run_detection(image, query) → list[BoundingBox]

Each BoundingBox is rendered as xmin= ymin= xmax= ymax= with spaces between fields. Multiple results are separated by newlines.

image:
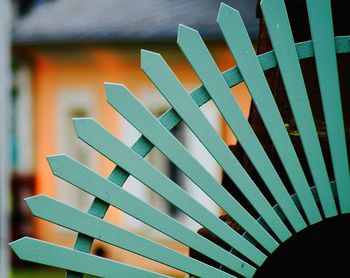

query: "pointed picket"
xmin=306 ymin=0 xmax=350 ymax=213
xmin=141 ymin=48 xmax=290 ymax=244
xmin=261 ymin=0 xmax=336 ymax=219
xmin=217 ymin=4 xmax=313 ymax=230
xmin=106 ymin=83 xmax=278 ymax=252
xmin=216 ymin=1 xmax=323 ymax=225
xmin=9 ymin=2 xmax=350 ymax=277
xmin=10 ymin=237 xmax=167 ymax=278
xmin=178 ymin=12 xmax=305 ymax=236
xmin=73 ymin=118 xmax=265 ymax=266
xmin=26 ymin=195 xmax=234 ymax=278
xmin=47 ymin=155 xmax=256 ymax=276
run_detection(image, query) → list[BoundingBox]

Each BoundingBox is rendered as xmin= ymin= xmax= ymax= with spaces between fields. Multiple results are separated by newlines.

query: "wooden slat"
xmin=217 ymin=4 xmax=306 ymax=231
xmin=179 ymin=11 xmax=303 ymax=236
xmin=10 ymin=237 xmax=167 ymax=278
xmin=306 ymin=0 xmax=350 ymax=213
xmin=217 ymin=0 xmax=323 ymax=225
xmin=176 ymin=26 xmax=294 ymax=240
xmin=106 ymin=83 xmax=278 ymax=252
xmin=48 ymin=155 xmax=257 ymax=276
xmin=73 ymin=119 xmax=265 ymax=267
xmin=141 ymin=48 xmax=289 ymax=243
xmin=26 ymin=195 xmax=234 ymax=278
xmin=260 ymin=0 xmax=333 ymax=220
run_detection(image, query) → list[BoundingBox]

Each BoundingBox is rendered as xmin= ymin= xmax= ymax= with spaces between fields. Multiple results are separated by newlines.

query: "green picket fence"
xmin=10 ymin=0 xmax=350 ymax=277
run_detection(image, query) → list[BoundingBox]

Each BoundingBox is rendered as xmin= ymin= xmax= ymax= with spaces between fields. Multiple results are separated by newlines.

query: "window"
xmin=56 ymin=90 xmax=96 ymax=215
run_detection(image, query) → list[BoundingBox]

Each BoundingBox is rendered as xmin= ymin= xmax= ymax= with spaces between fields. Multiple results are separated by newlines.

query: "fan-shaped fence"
xmin=10 ymin=0 xmax=350 ymax=277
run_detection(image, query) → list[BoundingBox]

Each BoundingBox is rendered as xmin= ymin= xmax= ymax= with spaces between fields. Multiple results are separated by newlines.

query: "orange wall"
xmin=27 ymin=42 xmax=251 ymax=275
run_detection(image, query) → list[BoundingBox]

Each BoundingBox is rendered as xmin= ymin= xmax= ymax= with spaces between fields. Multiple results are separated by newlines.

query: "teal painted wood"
xmin=261 ymin=0 xmax=334 ymax=221
xmin=176 ymin=25 xmax=292 ymax=241
xmin=12 ymin=35 xmax=349 ymax=278
xmin=221 ymin=0 xmax=324 ymax=225
xmin=69 ymin=36 xmax=350 ymax=277
xmin=10 ymin=238 xmax=167 ymax=278
xmin=177 ymin=17 xmax=300 ymax=240
xmin=26 ymin=195 xmax=234 ymax=278
xmin=306 ymin=0 xmax=350 ymax=214
xmin=73 ymin=118 xmax=265 ymax=267
xmin=141 ymin=49 xmax=285 ymax=250
xmin=106 ymin=83 xmax=278 ymax=252
xmin=217 ymin=4 xmax=307 ymax=233
xmin=48 ymin=154 xmax=256 ymax=276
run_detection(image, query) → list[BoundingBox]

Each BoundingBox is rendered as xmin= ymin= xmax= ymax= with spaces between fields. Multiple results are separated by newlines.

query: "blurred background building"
xmin=8 ymin=0 xmax=258 ymax=276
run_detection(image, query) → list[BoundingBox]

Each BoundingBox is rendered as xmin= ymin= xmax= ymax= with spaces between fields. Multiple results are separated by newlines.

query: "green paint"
xmin=217 ymin=3 xmax=306 ymax=233
xmin=48 ymin=154 xmax=256 ymax=276
xmin=8 ymin=1 xmax=350 ymax=277
xmin=306 ymin=0 xmax=350 ymax=214
xmin=70 ymin=35 xmax=350 ymax=277
xmin=10 ymin=238 xmax=167 ymax=278
xmin=262 ymin=0 xmax=337 ymax=220
xmin=26 ymin=195 xmax=234 ymax=278
xmin=106 ymin=80 xmax=278 ymax=253
xmin=72 ymin=118 xmax=264 ymax=268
